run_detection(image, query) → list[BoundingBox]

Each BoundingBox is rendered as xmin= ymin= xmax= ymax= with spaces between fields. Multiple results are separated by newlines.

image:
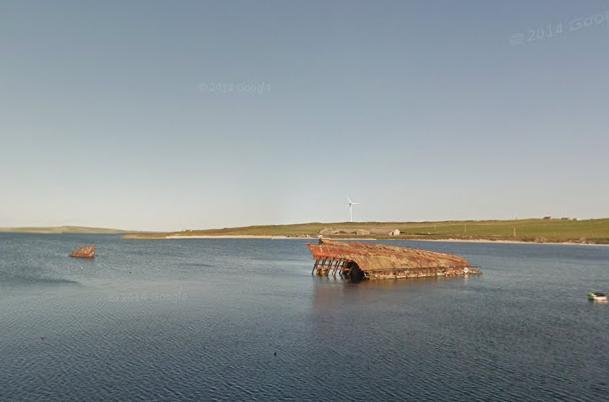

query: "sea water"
xmin=1 ymin=234 xmax=608 ymax=400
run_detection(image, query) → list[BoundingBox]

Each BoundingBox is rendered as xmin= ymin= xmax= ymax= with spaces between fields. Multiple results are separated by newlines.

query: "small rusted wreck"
xmin=70 ymin=245 xmax=96 ymax=259
xmin=308 ymin=239 xmax=479 ymax=281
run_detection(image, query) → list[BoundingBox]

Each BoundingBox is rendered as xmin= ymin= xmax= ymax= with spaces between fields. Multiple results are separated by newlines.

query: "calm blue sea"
xmin=1 ymin=234 xmax=608 ymax=401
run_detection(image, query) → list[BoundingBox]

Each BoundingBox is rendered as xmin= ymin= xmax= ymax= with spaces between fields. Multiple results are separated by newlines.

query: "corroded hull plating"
xmin=307 ymin=239 xmax=480 ymax=281
xmin=70 ymin=245 xmax=96 ymax=259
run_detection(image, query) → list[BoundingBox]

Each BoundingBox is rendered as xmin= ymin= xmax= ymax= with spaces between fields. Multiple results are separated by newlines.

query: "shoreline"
xmin=129 ymin=234 xmax=608 ymax=247
xmin=163 ymin=235 xmax=378 ymax=241
xmin=409 ymin=238 xmax=609 ymax=247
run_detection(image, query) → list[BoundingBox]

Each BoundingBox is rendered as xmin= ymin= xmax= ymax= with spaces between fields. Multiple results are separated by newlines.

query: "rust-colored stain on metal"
xmin=307 ymin=239 xmax=480 ymax=280
xmin=70 ymin=245 xmax=96 ymax=259
xmin=308 ymin=239 xmax=468 ymax=270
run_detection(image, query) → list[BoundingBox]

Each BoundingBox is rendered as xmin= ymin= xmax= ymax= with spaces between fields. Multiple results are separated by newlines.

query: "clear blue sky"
xmin=2 ymin=1 xmax=608 ymax=230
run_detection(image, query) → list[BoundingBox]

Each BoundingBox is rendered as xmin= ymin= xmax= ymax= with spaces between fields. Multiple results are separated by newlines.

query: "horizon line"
xmin=1 ymin=216 xmax=607 ymax=233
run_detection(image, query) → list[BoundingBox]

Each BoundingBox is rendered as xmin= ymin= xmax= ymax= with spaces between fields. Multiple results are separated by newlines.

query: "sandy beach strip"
xmin=406 ymin=238 xmax=609 ymax=247
xmin=164 ymin=235 xmax=376 ymax=240
xmin=166 ymin=235 xmax=294 ymax=239
xmin=161 ymin=234 xmax=607 ymax=246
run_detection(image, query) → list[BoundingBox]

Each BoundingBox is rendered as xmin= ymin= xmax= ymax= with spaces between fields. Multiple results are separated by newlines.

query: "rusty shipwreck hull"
xmin=70 ymin=245 xmax=96 ymax=259
xmin=307 ymin=239 xmax=480 ymax=281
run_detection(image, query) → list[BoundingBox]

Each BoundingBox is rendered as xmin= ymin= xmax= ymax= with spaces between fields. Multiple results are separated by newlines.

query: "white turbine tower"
xmin=347 ymin=196 xmax=360 ymax=222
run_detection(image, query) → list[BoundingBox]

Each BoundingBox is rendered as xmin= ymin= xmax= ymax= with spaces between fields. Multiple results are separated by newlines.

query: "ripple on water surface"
xmin=0 ymin=234 xmax=608 ymax=400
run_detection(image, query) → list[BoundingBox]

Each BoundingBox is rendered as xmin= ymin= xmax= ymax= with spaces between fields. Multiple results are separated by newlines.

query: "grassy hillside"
xmin=124 ymin=218 xmax=609 ymax=244
xmin=0 ymin=226 xmax=127 ymax=234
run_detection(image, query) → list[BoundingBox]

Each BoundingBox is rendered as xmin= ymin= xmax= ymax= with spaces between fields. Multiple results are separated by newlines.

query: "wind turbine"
xmin=347 ymin=196 xmax=360 ymax=222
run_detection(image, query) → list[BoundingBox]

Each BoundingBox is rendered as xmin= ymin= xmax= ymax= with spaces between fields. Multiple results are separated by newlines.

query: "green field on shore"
xmin=125 ymin=218 xmax=609 ymax=244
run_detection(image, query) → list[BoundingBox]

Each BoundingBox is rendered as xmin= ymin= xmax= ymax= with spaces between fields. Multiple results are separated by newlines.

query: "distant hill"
xmin=0 ymin=226 xmax=128 ymax=234
xmin=124 ymin=218 xmax=609 ymax=244
xmin=6 ymin=219 xmax=609 ymax=244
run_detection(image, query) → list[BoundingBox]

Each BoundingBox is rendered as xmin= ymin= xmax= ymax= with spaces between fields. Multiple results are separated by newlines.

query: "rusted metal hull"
xmin=360 ymin=266 xmax=478 ymax=280
xmin=307 ymin=239 xmax=480 ymax=281
xmin=70 ymin=245 xmax=96 ymax=259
